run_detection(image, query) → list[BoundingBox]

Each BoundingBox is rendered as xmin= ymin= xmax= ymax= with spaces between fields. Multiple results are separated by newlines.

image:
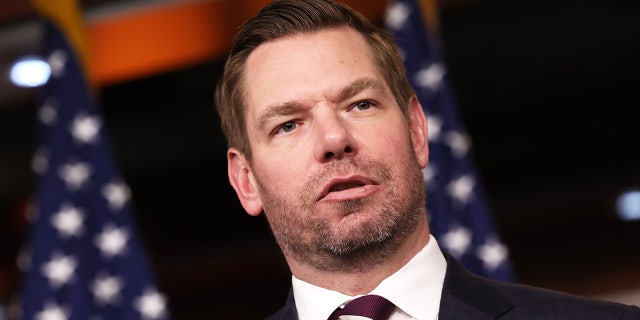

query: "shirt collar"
xmin=292 ymin=234 xmax=446 ymax=320
xmin=291 ymin=275 xmax=352 ymax=320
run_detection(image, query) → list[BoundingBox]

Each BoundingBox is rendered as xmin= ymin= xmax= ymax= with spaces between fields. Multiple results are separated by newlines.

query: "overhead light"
xmin=615 ymin=189 xmax=640 ymax=221
xmin=9 ymin=55 xmax=51 ymax=88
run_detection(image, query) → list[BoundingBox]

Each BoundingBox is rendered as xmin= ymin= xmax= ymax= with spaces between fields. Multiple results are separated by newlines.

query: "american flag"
xmin=385 ymin=0 xmax=516 ymax=281
xmin=19 ymin=0 xmax=170 ymax=319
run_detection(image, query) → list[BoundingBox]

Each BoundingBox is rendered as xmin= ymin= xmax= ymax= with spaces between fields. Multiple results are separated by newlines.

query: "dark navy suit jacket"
xmin=266 ymin=253 xmax=640 ymax=320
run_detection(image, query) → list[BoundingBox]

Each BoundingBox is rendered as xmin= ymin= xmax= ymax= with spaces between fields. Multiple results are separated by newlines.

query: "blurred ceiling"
xmin=1 ymin=0 xmax=640 ymax=317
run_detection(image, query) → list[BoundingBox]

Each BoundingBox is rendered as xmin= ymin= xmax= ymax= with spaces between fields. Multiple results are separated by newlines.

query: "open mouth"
xmin=329 ymin=181 xmax=365 ymax=192
xmin=317 ymin=175 xmax=376 ymax=201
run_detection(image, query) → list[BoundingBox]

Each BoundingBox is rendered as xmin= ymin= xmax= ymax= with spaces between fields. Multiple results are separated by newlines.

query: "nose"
xmin=313 ymin=111 xmax=357 ymax=162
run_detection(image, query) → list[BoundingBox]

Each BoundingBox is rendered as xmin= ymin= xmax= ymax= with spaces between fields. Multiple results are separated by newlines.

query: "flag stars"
xmin=385 ymin=2 xmax=410 ymax=31
xmin=26 ymin=9 xmax=172 ymax=318
xmin=416 ymin=62 xmax=446 ymax=91
xmin=35 ymin=302 xmax=69 ymax=320
xmin=17 ymin=246 xmax=32 ymax=272
xmin=39 ymin=100 xmax=58 ymax=125
xmin=41 ymin=253 xmax=77 ymax=288
xmin=71 ymin=114 xmax=101 ymax=144
xmin=50 ymin=204 xmax=84 ymax=237
xmin=477 ymin=238 xmax=509 ymax=271
xmin=58 ymin=161 xmax=91 ymax=190
xmin=95 ymin=225 xmax=128 ymax=258
xmin=444 ymin=131 xmax=470 ymax=158
xmin=447 ymin=175 xmax=475 ymax=205
xmin=442 ymin=226 xmax=472 ymax=258
xmin=427 ymin=115 xmax=443 ymax=141
xmin=48 ymin=49 xmax=67 ymax=78
xmin=422 ymin=165 xmax=436 ymax=186
xmin=387 ymin=0 xmax=514 ymax=280
xmin=102 ymin=181 xmax=131 ymax=211
xmin=32 ymin=147 xmax=50 ymax=175
xmin=92 ymin=274 xmax=123 ymax=305
xmin=135 ymin=289 xmax=168 ymax=320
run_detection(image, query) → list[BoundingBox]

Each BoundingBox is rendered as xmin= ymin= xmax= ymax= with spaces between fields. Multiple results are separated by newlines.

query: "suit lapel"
xmin=266 ymin=289 xmax=298 ymax=320
xmin=439 ymin=253 xmax=513 ymax=320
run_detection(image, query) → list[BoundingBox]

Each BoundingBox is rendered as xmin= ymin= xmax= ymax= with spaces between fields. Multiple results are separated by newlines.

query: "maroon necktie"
xmin=328 ymin=295 xmax=396 ymax=320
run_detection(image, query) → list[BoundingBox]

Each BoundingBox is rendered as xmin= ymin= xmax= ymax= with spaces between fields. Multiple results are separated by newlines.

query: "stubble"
xmin=257 ymin=154 xmax=426 ymax=273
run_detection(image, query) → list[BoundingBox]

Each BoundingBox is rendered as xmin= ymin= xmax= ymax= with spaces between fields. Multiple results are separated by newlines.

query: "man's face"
xmin=231 ymin=26 xmax=429 ymax=272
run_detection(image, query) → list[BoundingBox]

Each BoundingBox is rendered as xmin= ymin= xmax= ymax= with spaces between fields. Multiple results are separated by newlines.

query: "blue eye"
xmin=355 ymin=100 xmax=372 ymax=110
xmin=280 ymin=121 xmax=297 ymax=133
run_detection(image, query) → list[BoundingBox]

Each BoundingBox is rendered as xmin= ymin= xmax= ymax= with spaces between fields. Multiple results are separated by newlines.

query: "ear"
xmin=227 ymin=148 xmax=263 ymax=216
xmin=408 ymin=96 xmax=429 ymax=168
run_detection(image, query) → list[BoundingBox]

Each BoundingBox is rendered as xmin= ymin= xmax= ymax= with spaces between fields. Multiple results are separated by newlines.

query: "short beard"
xmin=312 ymin=195 xmax=422 ymax=273
xmin=258 ymin=154 xmax=426 ymax=273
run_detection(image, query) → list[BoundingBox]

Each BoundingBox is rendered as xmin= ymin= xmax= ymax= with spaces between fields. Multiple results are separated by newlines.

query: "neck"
xmin=288 ymin=217 xmax=430 ymax=296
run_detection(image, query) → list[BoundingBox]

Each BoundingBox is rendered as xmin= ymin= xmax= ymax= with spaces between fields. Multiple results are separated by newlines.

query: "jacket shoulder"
xmin=489 ymin=277 xmax=640 ymax=319
xmin=442 ymin=253 xmax=640 ymax=319
xmin=265 ymin=290 xmax=298 ymax=320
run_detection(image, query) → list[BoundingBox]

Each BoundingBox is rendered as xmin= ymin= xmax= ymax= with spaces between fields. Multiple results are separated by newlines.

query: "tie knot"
xmin=330 ymin=295 xmax=396 ymax=320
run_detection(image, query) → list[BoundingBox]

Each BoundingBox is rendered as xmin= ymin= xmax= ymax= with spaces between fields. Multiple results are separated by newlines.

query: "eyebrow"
xmin=337 ymin=77 xmax=385 ymax=102
xmin=255 ymin=77 xmax=385 ymax=132
xmin=256 ymin=101 xmax=303 ymax=132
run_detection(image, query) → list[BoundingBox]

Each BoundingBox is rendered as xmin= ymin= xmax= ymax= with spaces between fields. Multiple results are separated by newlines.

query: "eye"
xmin=354 ymin=100 xmax=373 ymax=111
xmin=276 ymin=121 xmax=297 ymax=134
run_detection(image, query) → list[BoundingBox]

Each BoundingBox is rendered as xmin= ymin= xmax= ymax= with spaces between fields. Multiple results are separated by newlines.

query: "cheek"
xmin=253 ymin=156 xmax=306 ymax=196
xmin=371 ymin=128 xmax=413 ymax=159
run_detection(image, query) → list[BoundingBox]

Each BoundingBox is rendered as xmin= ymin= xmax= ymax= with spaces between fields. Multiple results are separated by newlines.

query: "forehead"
xmin=242 ymin=26 xmax=382 ymax=118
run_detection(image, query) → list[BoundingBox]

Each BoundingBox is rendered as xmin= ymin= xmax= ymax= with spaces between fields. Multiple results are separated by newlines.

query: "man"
xmin=214 ymin=0 xmax=640 ymax=319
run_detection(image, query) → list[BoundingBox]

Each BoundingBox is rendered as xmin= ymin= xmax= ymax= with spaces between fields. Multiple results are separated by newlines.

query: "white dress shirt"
xmin=292 ymin=234 xmax=447 ymax=320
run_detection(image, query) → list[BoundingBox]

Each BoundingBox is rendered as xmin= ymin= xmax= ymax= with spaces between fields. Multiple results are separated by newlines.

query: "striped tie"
xmin=329 ymin=295 xmax=396 ymax=320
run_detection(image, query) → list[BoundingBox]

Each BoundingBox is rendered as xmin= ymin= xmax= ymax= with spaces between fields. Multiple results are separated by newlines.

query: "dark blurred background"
xmin=1 ymin=0 xmax=640 ymax=318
